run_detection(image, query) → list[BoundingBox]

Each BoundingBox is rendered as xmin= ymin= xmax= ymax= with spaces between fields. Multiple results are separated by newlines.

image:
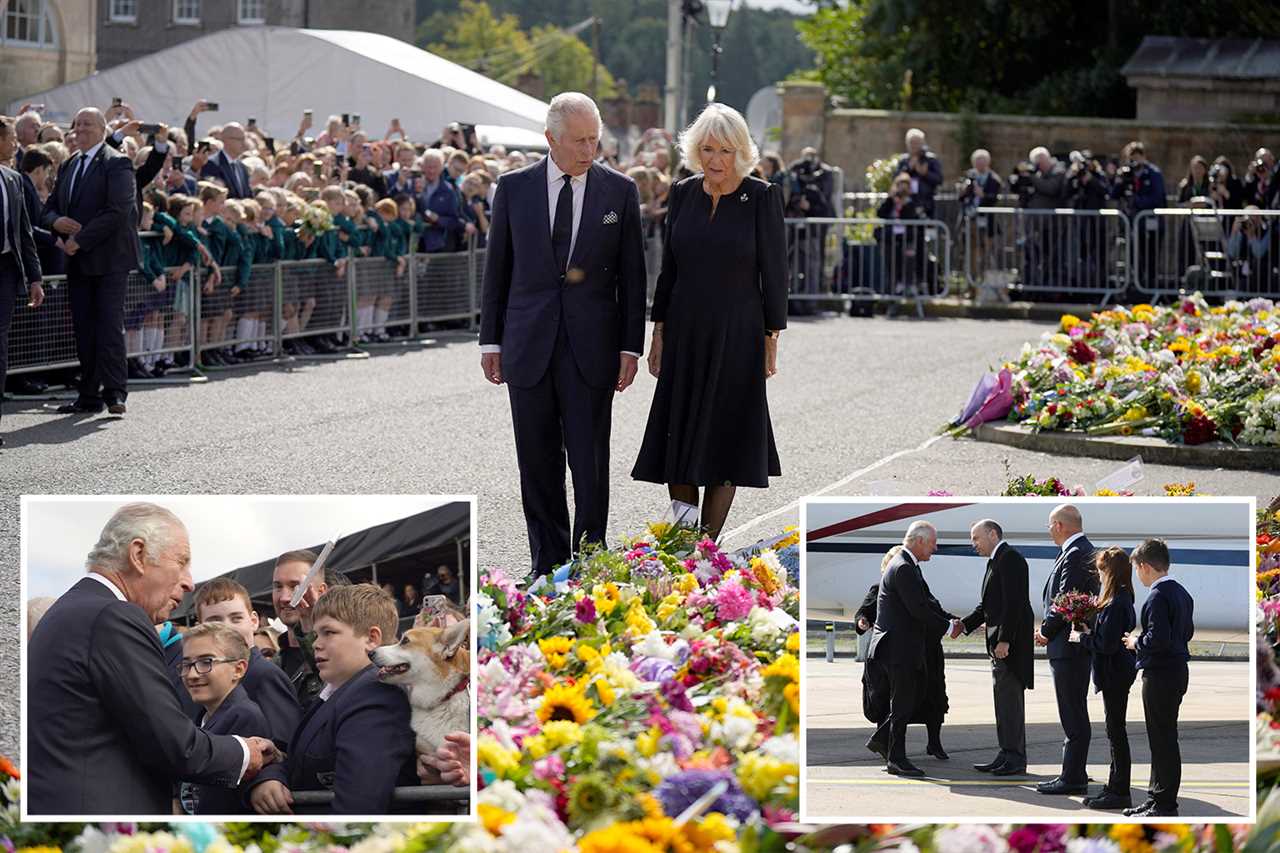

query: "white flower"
xmin=1066 ymin=839 xmax=1121 ymax=853
xmin=479 ymin=778 xmax=526 ymax=812
xmin=748 ymin=607 xmax=781 ymax=644
xmin=757 ymin=733 xmax=799 ymax=763
xmin=634 ymin=630 xmax=680 ymax=660
xmin=498 ymin=802 xmax=574 ymax=852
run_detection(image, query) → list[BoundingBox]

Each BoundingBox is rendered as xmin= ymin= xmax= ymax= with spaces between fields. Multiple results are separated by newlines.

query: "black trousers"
xmin=68 ymin=271 xmax=128 ymax=405
xmin=0 ymin=253 xmax=21 ymax=421
xmin=992 ymin=657 xmax=1027 ymax=765
xmin=1101 ymin=680 xmax=1134 ymax=795
xmin=507 ymin=322 xmax=612 ymax=578
xmin=1050 ymin=654 xmax=1092 ymax=783
xmin=872 ymin=659 xmax=923 ymax=763
xmin=1143 ymin=665 xmax=1188 ymax=808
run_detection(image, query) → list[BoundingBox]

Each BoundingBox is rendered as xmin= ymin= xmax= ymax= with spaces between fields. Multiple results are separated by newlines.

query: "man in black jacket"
xmin=960 ymin=518 xmax=1034 ymax=775
xmin=27 ymin=502 xmax=277 ymax=815
xmin=41 ymin=107 xmax=140 ymax=416
xmin=1123 ymin=538 xmax=1195 ymax=817
xmin=866 ymin=520 xmax=950 ymax=777
xmin=0 ymin=116 xmax=46 ymax=446
xmin=1035 ymin=504 xmax=1099 ymax=795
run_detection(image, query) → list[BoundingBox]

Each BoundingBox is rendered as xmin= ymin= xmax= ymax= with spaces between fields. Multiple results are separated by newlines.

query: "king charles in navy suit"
xmin=479 ymin=92 xmax=646 ymax=579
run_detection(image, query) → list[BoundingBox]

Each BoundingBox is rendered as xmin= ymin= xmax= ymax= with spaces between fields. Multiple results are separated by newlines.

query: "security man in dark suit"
xmin=960 ymin=518 xmax=1034 ymax=775
xmin=26 ymin=501 xmax=277 ymax=815
xmin=1035 ymin=504 xmax=1099 ymax=795
xmin=1123 ymin=538 xmax=1195 ymax=818
xmin=866 ymin=520 xmax=951 ymax=777
xmin=0 ymin=116 xmax=46 ymax=446
xmin=479 ymin=93 xmax=646 ymax=579
xmin=40 ymin=107 xmax=140 ymax=416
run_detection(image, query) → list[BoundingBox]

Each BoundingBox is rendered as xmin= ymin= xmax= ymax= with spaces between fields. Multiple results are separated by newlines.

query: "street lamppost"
xmin=704 ymin=0 xmax=731 ymax=104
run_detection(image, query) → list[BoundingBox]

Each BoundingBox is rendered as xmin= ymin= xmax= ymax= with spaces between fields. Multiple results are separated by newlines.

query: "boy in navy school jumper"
xmin=1123 ymin=538 xmax=1195 ymax=817
xmin=179 ymin=623 xmax=271 ymax=815
xmin=194 ymin=578 xmax=301 ymax=751
xmin=248 ymin=583 xmax=417 ymax=815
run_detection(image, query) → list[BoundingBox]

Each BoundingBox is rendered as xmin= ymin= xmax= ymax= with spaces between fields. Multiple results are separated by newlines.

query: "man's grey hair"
xmin=904 ymin=520 xmax=937 ymax=546
xmin=972 ymin=518 xmax=1003 ymax=539
xmin=86 ymin=502 xmax=186 ymax=572
xmin=419 ymin=148 xmax=444 ymax=167
xmin=545 ymin=92 xmax=602 ymax=142
xmin=905 ymin=128 xmax=926 ymax=144
xmin=1029 ymin=146 xmax=1051 ymax=162
xmin=16 ymin=112 xmax=41 ymax=132
xmin=971 ymin=148 xmax=990 ymax=165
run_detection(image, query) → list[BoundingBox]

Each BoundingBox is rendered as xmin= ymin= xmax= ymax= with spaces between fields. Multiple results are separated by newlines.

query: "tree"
xmin=427 ymin=0 xmax=533 ymax=86
xmin=529 ymin=24 xmax=618 ymax=99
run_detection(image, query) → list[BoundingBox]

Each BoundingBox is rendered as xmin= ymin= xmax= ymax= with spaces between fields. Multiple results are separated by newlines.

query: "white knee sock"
xmin=236 ymin=318 xmax=256 ymax=351
xmin=373 ymin=307 xmax=389 ymax=334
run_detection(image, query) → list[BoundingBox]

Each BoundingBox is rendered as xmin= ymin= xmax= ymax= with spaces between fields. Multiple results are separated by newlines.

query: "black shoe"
xmin=128 ymin=359 xmax=153 ymax=380
xmin=56 ymin=400 xmax=104 ymax=414
xmin=10 ymin=377 xmax=47 ymax=394
xmin=106 ymin=401 xmax=126 ymax=416
xmin=1036 ymin=778 xmax=1087 ymax=795
xmin=886 ymin=759 xmax=925 ymax=777
xmin=201 ymin=350 xmax=225 ymax=367
xmin=991 ymin=764 xmax=1028 ymax=776
xmin=926 ymin=743 xmax=949 ymax=760
xmin=310 ymin=337 xmax=336 ymax=353
xmin=865 ymin=739 xmax=888 ymax=761
xmin=1144 ymin=804 xmax=1179 ymax=817
xmin=150 ymin=360 xmax=169 ymax=377
xmin=1123 ymin=800 xmax=1157 ymax=817
xmin=1083 ymin=791 xmax=1133 ymax=810
xmin=973 ymin=757 xmax=1005 ymax=772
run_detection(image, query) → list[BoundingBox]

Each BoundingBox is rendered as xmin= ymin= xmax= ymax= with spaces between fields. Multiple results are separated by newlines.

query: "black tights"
xmin=668 ymin=484 xmax=737 ymax=541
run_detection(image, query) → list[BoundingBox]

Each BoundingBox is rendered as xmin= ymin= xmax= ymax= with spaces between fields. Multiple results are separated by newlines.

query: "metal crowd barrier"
xmin=962 ymin=207 xmax=1131 ymax=302
xmin=10 ymin=240 xmax=484 ymax=377
xmin=785 ymin=217 xmax=952 ymax=310
xmin=290 ymin=785 xmax=470 ymax=807
xmin=1132 ymin=208 xmax=1280 ymax=300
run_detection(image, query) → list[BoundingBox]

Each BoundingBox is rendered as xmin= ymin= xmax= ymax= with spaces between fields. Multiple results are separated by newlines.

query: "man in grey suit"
xmin=0 ymin=116 xmax=46 ymax=447
xmin=479 ymin=92 xmax=646 ymax=580
xmin=866 ymin=520 xmax=950 ymax=777
xmin=27 ymin=502 xmax=277 ymax=815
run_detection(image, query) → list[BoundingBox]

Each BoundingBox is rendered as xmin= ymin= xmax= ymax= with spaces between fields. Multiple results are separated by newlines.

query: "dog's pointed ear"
xmin=440 ymin=619 xmax=469 ymax=659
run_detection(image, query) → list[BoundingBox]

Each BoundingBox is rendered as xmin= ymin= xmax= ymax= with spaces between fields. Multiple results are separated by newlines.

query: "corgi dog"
xmin=370 ymin=621 xmax=470 ymax=755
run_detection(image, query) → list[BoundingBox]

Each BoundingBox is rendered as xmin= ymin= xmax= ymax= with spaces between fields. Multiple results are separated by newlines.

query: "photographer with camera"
xmin=786 ymin=146 xmax=834 ymax=301
xmin=1177 ymin=156 xmax=1210 ymax=205
xmin=1111 ymin=142 xmax=1165 ymax=295
xmin=1227 ymin=204 xmax=1279 ymax=294
xmin=1065 ymin=150 xmax=1109 ymax=291
xmin=1244 ymin=149 xmax=1277 ymax=209
xmin=1208 ymin=156 xmax=1244 ymax=210
xmin=1018 ymin=147 xmax=1066 ymax=292
xmin=895 ymin=129 xmax=943 ymax=218
xmin=876 ymin=172 xmax=928 ymax=299
xmin=958 ymin=149 xmax=1002 ymax=280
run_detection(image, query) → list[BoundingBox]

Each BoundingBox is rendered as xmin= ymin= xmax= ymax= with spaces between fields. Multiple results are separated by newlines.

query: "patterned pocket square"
xmin=602 ymin=211 xmax=619 ymax=225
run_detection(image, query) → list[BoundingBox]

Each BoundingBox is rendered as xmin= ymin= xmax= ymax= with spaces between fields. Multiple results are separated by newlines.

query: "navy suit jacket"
xmin=251 ymin=664 xmax=417 ymax=814
xmin=41 ymin=142 xmax=141 ymax=276
xmin=1136 ymin=577 xmax=1194 ymax=671
xmin=1079 ymin=588 xmax=1137 ymax=693
xmin=242 ymin=646 xmax=302 ymax=750
xmin=189 ymin=684 xmax=271 ymax=815
xmin=19 ymin=170 xmax=62 ymax=276
xmin=201 ymin=152 xmax=252 ymax=199
xmin=1 ymin=164 xmax=42 ymax=288
xmin=1040 ymin=534 xmax=1099 ymax=661
xmin=961 ymin=542 xmax=1035 ymax=689
xmin=479 ymin=158 xmax=646 ymax=389
xmin=27 ymin=577 xmax=245 ymax=815
xmin=415 ymin=179 xmax=465 ymax=253
xmin=867 ymin=551 xmax=949 ymax=668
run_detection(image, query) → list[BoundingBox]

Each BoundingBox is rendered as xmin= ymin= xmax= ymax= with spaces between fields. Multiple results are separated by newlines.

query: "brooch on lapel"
xmin=602 ymin=211 xmax=619 ymax=225
xmin=740 ymin=193 xmax=749 ymax=202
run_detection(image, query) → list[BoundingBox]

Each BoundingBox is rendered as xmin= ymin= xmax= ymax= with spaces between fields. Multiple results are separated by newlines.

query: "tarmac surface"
xmin=804 ymin=656 xmax=1252 ymax=821
xmin=2 ymin=312 xmax=1278 ymax=761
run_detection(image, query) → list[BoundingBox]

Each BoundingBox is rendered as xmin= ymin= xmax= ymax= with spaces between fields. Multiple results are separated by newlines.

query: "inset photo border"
xmin=19 ymin=494 xmax=477 ymax=823
xmin=799 ymin=496 xmax=1255 ymax=825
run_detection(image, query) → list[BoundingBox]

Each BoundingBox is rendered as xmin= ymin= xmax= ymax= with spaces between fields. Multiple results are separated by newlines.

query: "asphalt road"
xmin=2 ymin=312 xmax=1278 ymax=761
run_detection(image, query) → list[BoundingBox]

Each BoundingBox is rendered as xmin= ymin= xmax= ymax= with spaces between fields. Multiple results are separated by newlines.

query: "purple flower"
xmin=654 ymin=769 xmax=759 ymax=821
xmin=662 ymin=677 xmax=695 ymax=712
xmin=575 ymin=596 xmax=597 ymax=624
xmin=715 ymin=578 xmax=754 ymax=622
xmin=633 ymin=656 xmax=676 ymax=683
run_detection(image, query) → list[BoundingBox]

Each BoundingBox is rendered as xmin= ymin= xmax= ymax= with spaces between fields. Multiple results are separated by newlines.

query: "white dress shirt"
xmin=480 ymin=155 xmax=639 ymax=358
xmin=86 ymin=572 xmax=253 ymax=782
xmin=0 ymin=168 xmax=10 ymax=256
xmin=1059 ymin=531 xmax=1086 ymax=557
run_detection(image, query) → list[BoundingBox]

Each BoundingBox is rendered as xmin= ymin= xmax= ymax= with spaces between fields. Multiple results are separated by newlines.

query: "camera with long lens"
xmin=1113 ymin=162 xmax=1139 ymax=197
xmin=1007 ymin=162 xmax=1036 ymax=203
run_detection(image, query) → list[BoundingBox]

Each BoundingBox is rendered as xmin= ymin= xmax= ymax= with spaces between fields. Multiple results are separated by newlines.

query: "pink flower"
xmin=575 ymin=596 xmax=597 ymax=623
xmin=715 ymin=579 xmax=754 ymax=622
xmin=533 ymin=753 xmax=565 ymax=781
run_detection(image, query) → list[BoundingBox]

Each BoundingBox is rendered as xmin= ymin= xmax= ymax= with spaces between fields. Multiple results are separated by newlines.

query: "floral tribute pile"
xmin=1255 ymin=500 xmax=1280 ymax=771
xmin=960 ymin=294 xmax=1280 ymax=446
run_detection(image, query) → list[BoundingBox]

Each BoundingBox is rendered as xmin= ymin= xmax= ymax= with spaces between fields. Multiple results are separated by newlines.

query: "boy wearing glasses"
xmin=195 ymin=579 xmax=300 ymax=750
xmin=179 ymin=623 xmax=270 ymax=815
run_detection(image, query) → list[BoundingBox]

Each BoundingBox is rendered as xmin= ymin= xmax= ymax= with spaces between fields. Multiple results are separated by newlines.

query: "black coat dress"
xmin=632 ymin=174 xmax=789 ymax=488
xmin=857 ymin=582 xmax=953 ymax=725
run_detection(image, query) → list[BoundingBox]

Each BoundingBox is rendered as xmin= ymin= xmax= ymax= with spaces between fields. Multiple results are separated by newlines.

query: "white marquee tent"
xmin=9 ymin=27 xmax=551 ymax=148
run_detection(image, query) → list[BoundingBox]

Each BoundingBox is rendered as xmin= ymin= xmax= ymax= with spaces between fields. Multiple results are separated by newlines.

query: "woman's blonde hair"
xmin=880 ymin=545 xmax=904 ymax=573
xmin=679 ymin=103 xmax=759 ymax=181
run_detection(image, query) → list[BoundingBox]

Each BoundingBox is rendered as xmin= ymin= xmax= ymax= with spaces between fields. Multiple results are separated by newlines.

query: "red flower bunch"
xmin=1182 ymin=412 xmax=1218 ymax=445
xmin=1051 ymin=590 xmax=1100 ymax=625
xmin=1066 ymin=339 xmax=1097 ymax=364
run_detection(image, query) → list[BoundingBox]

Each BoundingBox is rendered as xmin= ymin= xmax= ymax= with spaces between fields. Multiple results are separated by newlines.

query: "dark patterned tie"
xmin=551 ymin=174 xmax=573 ymax=275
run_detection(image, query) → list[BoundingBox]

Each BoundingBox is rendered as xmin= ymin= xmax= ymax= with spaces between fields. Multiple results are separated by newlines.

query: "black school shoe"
xmin=1083 ymin=789 xmax=1132 ymax=810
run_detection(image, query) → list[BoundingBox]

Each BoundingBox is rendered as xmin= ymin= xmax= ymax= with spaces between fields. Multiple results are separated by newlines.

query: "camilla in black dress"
xmin=631 ymin=159 xmax=789 ymax=538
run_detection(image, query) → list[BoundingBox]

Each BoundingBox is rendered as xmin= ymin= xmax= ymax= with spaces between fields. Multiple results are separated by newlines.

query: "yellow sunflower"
xmin=538 ymin=636 xmax=574 ymax=668
xmin=537 ymin=682 xmax=598 ymax=724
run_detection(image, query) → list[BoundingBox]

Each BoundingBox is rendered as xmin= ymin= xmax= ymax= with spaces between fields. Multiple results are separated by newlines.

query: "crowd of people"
xmin=25 ymin=502 xmax=472 ymax=816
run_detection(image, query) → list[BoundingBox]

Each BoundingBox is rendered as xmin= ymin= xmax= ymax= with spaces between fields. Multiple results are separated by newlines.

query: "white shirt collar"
xmin=1151 ymin=574 xmax=1174 ymax=589
xmin=319 ymin=682 xmax=337 ymax=701
xmin=86 ymin=572 xmax=126 ymax=601
xmin=79 ymin=141 xmax=105 ymax=165
xmin=992 ymin=540 xmax=1008 ymax=558
xmin=546 ymin=155 xmax=587 ymax=187
xmin=1061 ymin=531 xmax=1086 ymax=554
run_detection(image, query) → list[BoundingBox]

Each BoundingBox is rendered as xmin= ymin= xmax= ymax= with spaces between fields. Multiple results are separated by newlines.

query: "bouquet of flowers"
xmin=1051 ymin=591 xmax=1100 ymax=627
xmin=952 ymin=295 xmax=1280 ymax=448
xmin=297 ymin=202 xmax=334 ymax=240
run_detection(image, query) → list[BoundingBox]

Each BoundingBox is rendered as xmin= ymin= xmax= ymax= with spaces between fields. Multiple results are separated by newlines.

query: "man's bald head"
xmin=73 ymin=108 xmax=107 ymax=148
xmin=1049 ymin=504 xmax=1083 ymax=545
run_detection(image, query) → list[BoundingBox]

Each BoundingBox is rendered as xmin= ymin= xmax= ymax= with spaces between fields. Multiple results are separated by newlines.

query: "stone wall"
xmin=0 ymin=0 xmax=95 ymax=109
xmin=780 ymin=82 xmax=1280 ymax=191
